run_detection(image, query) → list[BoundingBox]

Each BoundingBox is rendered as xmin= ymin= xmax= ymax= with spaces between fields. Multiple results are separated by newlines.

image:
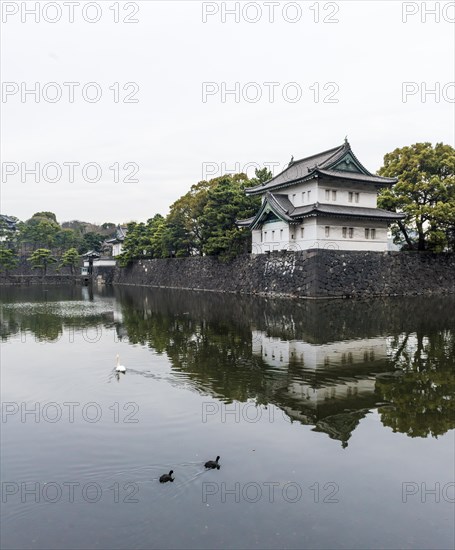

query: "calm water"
xmin=1 ymin=285 xmax=454 ymax=550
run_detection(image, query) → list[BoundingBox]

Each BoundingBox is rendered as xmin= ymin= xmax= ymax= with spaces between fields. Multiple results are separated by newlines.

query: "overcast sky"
xmin=1 ymin=0 xmax=454 ymax=224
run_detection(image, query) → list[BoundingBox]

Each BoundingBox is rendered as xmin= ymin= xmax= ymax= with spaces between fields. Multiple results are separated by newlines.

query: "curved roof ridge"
xmin=290 ymin=143 xmax=344 ymax=168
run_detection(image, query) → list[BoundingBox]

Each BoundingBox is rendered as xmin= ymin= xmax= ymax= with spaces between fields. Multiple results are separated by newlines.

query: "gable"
xmin=262 ymin=211 xmax=282 ymax=223
xmin=331 ymin=152 xmax=364 ymax=174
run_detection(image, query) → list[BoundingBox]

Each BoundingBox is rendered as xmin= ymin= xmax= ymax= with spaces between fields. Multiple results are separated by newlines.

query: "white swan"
xmin=115 ymin=354 xmax=126 ymax=373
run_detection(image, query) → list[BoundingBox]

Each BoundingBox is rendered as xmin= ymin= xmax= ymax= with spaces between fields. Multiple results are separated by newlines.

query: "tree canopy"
xmin=0 ymin=247 xmax=18 ymax=272
xmin=119 ymin=171 xmax=263 ymax=264
xmin=27 ymin=248 xmax=57 ymax=276
xmin=378 ymin=142 xmax=455 ymax=251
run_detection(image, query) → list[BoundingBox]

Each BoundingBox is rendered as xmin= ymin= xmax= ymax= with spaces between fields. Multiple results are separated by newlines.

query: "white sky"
xmin=1 ymin=0 xmax=454 ymax=224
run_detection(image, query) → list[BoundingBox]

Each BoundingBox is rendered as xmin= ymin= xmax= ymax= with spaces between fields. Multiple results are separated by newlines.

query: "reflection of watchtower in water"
xmin=252 ymin=330 xmax=390 ymax=446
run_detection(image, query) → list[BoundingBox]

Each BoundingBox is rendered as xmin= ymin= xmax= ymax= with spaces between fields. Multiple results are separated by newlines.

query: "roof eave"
xmin=316 ymin=169 xmax=398 ymax=186
xmin=245 ymin=172 xmax=317 ymax=195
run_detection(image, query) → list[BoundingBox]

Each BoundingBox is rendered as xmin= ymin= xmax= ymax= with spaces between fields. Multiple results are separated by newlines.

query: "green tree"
xmin=200 ymin=174 xmax=260 ymax=259
xmin=80 ymin=232 xmax=104 ymax=254
xmin=0 ymin=247 xmax=18 ymax=273
xmin=19 ymin=213 xmax=60 ymax=251
xmin=164 ymin=180 xmax=215 ymax=256
xmin=59 ymin=247 xmax=80 ymax=275
xmin=32 ymin=211 xmax=58 ymax=223
xmin=378 ymin=142 xmax=455 ymax=251
xmin=27 ymin=248 xmax=57 ymax=277
xmin=118 ymin=222 xmax=146 ymax=266
xmin=248 ymin=167 xmax=273 ymax=187
xmin=377 ymin=330 xmax=455 ymax=438
xmin=55 ymin=228 xmax=82 ymax=253
xmin=118 ymin=216 xmax=166 ymax=265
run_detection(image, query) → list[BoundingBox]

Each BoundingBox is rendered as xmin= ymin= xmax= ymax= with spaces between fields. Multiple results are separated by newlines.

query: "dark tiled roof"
xmin=317 ymin=169 xmax=396 ymax=185
xmin=236 ymin=194 xmax=405 ymax=228
xmin=117 ymin=226 xmax=128 ymax=239
xmin=83 ymin=250 xmax=101 ymax=258
xmin=0 ymin=214 xmax=17 ymax=229
xmin=269 ymin=193 xmax=296 ymax=216
xmin=105 ymin=225 xmax=128 ymax=245
xmin=245 ymin=141 xmax=396 ymax=194
xmin=236 ymin=216 xmax=255 ymax=227
xmin=246 ymin=144 xmax=345 ymax=194
xmin=291 ymin=203 xmax=405 ymax=221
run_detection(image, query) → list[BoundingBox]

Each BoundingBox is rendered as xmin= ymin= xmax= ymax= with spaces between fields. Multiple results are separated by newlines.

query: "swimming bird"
xmin=204 ymin=456 xmax=220 ymax=469
xmin=159 ymin=470 xmax=174 ymax=483
xmin=115 ymin=354 xmax=126 ymax=373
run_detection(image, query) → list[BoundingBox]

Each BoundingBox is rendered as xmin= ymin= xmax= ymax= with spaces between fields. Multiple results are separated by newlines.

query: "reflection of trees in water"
xmin=0 ymin=285 xmax=116 ymax=342
xmin=118 ymin=292 xmax=272 ymax=403
xmin=2 ymin=284 xmax=454 ymax=442
xmin=377 ymin=330 xmax=455 ymax=438
xmin=1 ymin=306 xmax=116 ymax=342
xmin=117 ymin=287 xmax=455 ymax=442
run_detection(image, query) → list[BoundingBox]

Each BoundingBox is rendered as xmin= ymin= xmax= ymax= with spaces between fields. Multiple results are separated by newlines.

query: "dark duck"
xmin=204 ymin=456 xmax=220 ymax=469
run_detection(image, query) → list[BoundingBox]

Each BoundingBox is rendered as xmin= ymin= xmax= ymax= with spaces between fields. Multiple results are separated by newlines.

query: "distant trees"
xmin=118 ymin=215 xmax=166 ymax=266
xmin=378 ymin=142 xmax=455 ymax=251
xmin=0 ymin=248 xmax=18 ymax=273
xmin=59 ymin=248 xmax=80 ymax=275
xmin=13 ymin=213 xmax=118 ymax=256
xmin=27 ymin=248 xmax=57 ymax=276
xmin=19 ymin=213 xmax=61 ymax=250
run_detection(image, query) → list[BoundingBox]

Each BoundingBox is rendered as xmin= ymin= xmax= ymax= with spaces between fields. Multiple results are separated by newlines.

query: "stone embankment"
xmin=112 ymin=250 xmax=455 ymax=298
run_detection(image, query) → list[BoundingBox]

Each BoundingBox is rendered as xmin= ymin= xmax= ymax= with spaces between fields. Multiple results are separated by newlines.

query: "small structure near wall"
xmin=237 ymin=140 xmax=405 ymax=253
xmin=103 ymin=225 xmax=128 ymax=257
xmin=0 ymin=214 xmax=18 ymax=242
xmin=81 ymin=250 xmax=116 ymax=284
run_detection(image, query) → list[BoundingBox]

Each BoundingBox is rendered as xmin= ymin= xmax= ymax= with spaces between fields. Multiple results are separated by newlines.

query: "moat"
xmin=1 ymin=285 xmax=454 ymax=549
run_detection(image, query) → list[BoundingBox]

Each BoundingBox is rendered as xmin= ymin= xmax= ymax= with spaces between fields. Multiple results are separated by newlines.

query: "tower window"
xmin=325 ymin=189 xmax=330 ymax=200
xmin=348 ymin=228 xmax=354 ymax=238
xmin=300 ymin=227 xmax=304 ymax=238
xmin=348 ymin=192 xmax=353 ymax=203
xmin=355 ymin=193 xmax=359 ymax=203
xmin=332 ymin=190 xmax=337 ymax=201
xmin=302 ymin=191 xmax=305 ymax=202
xmin=371 ymin=229 xmax=376 ymax=239
xmin=342 ymin=227 xmax=347 ymax=238
xmin=365 ymin=228 xmax=370 ymax=239
xmin=325 ymin=226 xmax=330 ymax=237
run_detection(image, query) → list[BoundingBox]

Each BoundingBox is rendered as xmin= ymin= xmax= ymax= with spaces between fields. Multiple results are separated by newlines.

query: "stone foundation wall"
xmin=0 ymin=258 xmax=79 ymax=286
xmin=0 ymin=274 xmax=78 ymax=286
xmin=113 ymin=250 xmax=455 ymax=298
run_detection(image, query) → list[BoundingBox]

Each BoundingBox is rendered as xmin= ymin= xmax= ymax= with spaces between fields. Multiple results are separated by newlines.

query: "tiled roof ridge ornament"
xmin=288 ymin=155 xmax=294 ymax=167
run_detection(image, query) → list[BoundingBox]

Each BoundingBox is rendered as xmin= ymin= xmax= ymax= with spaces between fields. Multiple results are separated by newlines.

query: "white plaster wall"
xmin=94 ymin=259 xmax=116 ymax=267
xmin=112 ymin=243 xmax=123 ymax=257
xmin=286 ymin=183 xmax=317 ymax=207
xmin=254 ymin=220 xmax=291 ymax=253
xmin=286 ymin=378 xmax=377 ymax=406
xmin=252 ymin=218 xmax=389 ymax=253
xmin=252 ymin=332 xmax=387 ymax=369
xmin=272 ymin=181 xmax=378 ymax=209
xmin=314 ymin=219 xmax=388 ymax=251
xmin=318 ymin=186 xmax=377 ymax=208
